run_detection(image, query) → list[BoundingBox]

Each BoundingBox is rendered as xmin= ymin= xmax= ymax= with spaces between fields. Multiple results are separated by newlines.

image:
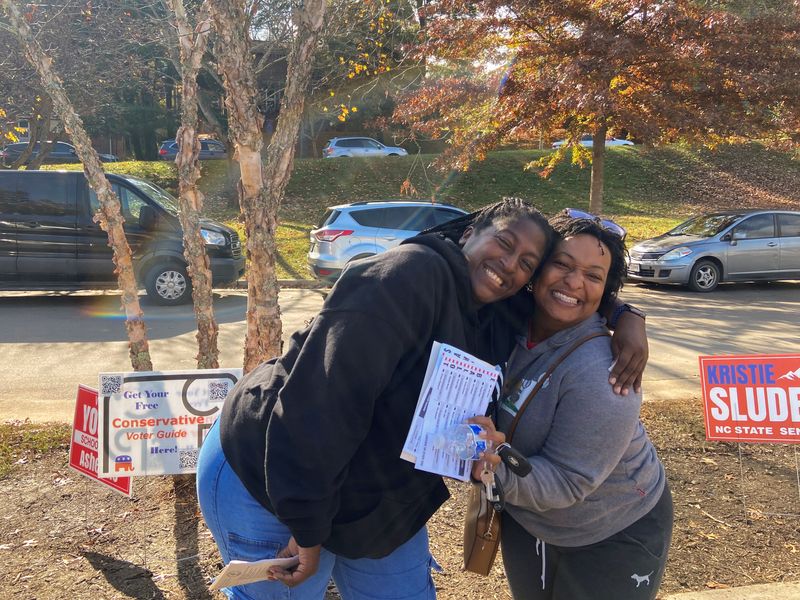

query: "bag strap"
xmin=505 ymin=331 xmax=609 ymax=442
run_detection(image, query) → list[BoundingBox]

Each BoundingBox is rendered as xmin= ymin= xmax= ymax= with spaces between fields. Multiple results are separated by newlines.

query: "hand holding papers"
xmin=209 ymin=556 xmax=300 ymax=591
xmin=401 ymin=342 xmax=501 ymax=481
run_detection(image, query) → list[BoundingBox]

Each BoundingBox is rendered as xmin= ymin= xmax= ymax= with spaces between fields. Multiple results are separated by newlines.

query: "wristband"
xmin=610 ymin=303 xmax=646 ymax=329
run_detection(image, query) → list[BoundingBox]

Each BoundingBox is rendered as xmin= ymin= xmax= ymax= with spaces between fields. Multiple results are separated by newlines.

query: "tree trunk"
xmin=209 ymin=0 xmax=326 ymax=372
xmin=28 ymin=137 xmax=53 ymax=170
xmin=589 ymin=124 xmax=607 ymax=215
xmin=208 ymin=0 xmax=269 ymax=372
xmin=1 ymin=0 xmax=153 ymax=371
xmin=168 ymin=0 xmax=219 ymax=370
xmin=9 ymin=97 xmax=52 ymax=169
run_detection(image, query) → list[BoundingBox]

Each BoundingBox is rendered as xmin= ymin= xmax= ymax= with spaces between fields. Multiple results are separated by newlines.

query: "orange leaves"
xmin=399 ymin=178 xmax=418 ymax=196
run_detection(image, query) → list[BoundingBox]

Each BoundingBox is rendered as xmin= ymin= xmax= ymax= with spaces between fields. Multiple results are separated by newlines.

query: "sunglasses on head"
xmin=565 ymin=208 xmax=627 ymax=241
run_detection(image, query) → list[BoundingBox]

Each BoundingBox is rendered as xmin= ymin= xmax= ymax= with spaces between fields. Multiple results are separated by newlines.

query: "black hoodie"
xmin=220 ymin=233 xmax=519 ymax=558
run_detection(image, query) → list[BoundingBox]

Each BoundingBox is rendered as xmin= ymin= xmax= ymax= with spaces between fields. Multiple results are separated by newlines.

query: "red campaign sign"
xmin=69 ymin=385 xmax=132 ymax=496
xmin=699 ymin=354 xmax=800 ymax=444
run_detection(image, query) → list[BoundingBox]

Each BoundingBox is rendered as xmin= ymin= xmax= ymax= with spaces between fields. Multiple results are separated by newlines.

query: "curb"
xmin=663 ymin=582 xmax=800 ymax=599
xmin=233 ymin=278 xmax=328 ymax=290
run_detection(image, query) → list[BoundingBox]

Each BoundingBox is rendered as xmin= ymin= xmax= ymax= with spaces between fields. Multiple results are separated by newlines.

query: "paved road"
xmin=1 ymin=281 xmax=798 ymax=422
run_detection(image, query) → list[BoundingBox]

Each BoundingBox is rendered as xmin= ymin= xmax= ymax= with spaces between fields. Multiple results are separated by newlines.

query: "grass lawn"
xmin=44 ymin=142 xmax=800 ymax=279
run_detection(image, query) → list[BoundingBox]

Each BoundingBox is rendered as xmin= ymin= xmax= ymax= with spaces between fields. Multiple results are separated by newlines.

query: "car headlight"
xmin=660 ymin=247 xmax=693 ymax=261
xmin=201 ymin=229 xmax=226 ymax=246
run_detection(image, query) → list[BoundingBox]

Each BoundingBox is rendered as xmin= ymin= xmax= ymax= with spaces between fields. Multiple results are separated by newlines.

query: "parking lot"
xmin=1 ymin=281 xmax=799 ymax=421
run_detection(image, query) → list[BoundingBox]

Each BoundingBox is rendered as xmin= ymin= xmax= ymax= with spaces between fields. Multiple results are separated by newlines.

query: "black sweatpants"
xmin=501 ymin=484 xmax=673 ymax=600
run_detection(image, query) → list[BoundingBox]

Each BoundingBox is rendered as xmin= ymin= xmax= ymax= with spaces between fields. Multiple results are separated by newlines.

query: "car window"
xmin=338 ymin=139 xmax=360 ymax=148
xmin=17 ymin=173 xmax=74 ymax=217
xmin=379 ymin=206 xmax=436 ymax=231
xmin=318 ymin=209 xmax=341 ymax=227
xmin=364 ymin=140 xmax=382 ymax=149
xmin=778 ymin=214 xmax=800 ymax=237
xmin=208 ymin=141 xmax=225 ymax=152
xmin=89 ymin=184 xmax=147 ymax=222
xmin=350 ymin=208 xmax=387 ymax=227
xmin=433 ymin=208 xmax=465 ymax=226
xmin=54 ymin=142 xmax=74 ymax=153
xmin=732 ymin=214 xmax=775 ymax=239
xmin=581 ymin=134 xmax=593 ymax=142
xmin=200 ymin=141 xmax=209 ymax=151
xmin=0 ymin=173 xmax=19 ymax=214
xmin=669 ymin=214 xmax=742 ymax=237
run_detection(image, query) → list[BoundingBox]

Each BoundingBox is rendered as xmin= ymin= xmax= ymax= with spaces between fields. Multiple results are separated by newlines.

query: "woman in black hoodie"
xmin=196 ymin=198 xmax=647 ymax=600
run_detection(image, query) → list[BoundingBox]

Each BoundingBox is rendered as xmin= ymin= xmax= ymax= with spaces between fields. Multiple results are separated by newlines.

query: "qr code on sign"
xmin=101 ymin=375 xmax=123 ymax=395
xmin=208 ymin=381 xmax=229 ymax=401
xmin=179 ymin=449 xmax=199 ymax=470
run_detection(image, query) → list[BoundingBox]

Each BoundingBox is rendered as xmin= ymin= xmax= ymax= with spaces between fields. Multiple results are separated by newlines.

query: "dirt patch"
xmin=1 ymin=399 xmax=799 ymax=599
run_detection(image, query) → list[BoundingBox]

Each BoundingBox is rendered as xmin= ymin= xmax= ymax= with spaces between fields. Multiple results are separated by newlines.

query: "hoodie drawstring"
xmin=535 ymin=537 xmax=546 ymax=590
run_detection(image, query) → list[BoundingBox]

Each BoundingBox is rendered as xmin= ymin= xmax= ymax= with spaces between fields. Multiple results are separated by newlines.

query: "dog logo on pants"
xmin=631 ymin=571 xmax=653 ymax=587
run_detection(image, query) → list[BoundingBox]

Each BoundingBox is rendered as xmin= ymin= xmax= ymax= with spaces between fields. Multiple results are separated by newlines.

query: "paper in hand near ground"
xmin=401 ymin=343 xmax=501 ymax=481
xmin=209 ymin=556 xmax=300 ymax=591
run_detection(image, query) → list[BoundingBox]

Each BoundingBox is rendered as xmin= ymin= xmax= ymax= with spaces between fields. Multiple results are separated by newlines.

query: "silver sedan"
xmin=627 ymin=210 xmax=800 ymax=292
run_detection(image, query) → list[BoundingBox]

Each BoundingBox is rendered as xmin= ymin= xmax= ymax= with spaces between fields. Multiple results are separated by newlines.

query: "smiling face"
xmin=459 ymin=217 xmax=548 ymax=306
xmin=531 ymin=234 xmax=612 ymax=340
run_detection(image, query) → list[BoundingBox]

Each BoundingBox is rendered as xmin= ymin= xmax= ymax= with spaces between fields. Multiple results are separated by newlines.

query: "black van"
xmin=0 ymin=170 xmax=245 ymax=305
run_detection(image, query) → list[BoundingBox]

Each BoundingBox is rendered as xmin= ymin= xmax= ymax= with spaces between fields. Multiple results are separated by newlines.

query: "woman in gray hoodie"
xmin=474 ymin=213 xmax=672 ymax=600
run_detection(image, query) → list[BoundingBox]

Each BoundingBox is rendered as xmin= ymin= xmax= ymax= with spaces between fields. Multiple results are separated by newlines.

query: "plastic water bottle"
xmin=432 ymin=424 xmax=488 ymax=461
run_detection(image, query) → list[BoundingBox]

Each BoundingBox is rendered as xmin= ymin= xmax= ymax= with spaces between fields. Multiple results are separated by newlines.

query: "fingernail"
xmin=609 ymin=377 xmax=617 ymax=385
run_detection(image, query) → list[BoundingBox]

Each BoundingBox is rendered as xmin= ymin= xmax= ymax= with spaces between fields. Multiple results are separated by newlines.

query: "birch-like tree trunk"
xmin=1 ymin=0 xmax=153 ymax=371
xmin=167 ymin=0 xmax=220 ymax=369
xmin=209 ymin=0 xmax=326 ymax=373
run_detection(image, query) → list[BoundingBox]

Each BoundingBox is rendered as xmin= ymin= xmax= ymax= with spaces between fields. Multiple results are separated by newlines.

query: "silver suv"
xmin=323 ymin=137 xmax=408 ymax=158
xmin=628 ymin=209 xmax=800 ymax=292
xmin=307 ymin=201 xmax=467 ymax=283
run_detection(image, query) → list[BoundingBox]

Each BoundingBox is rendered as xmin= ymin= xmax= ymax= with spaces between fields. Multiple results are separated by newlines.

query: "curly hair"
xmin=547 ymin=210 xmax=628 ymax=308
xmin=423 ymin=197 xmax=557 ymax=263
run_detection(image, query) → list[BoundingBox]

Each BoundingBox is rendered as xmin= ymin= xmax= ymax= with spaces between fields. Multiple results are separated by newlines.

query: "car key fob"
xmin=496 ymin=443 xmax=532 ymax=477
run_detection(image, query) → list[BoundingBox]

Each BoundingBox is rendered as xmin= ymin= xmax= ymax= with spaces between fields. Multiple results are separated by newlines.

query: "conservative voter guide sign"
xmin=699 ymin=354 xmax=800 ymax=444
xmin=97 ymin=368 xmax=242 ymax=477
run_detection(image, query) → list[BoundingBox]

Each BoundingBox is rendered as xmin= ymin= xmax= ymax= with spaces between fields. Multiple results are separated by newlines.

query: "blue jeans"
xmin=197 ymin=420 xmax=439 ymax=600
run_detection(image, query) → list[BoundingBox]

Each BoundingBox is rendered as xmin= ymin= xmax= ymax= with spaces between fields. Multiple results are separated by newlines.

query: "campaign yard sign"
xmin=97 ymin=368 xmax=242 ymax=477
xmin=68 ymin=385 xmax=132 ymax=496
xmin=699 ymin=354 xmax=800 ymax=444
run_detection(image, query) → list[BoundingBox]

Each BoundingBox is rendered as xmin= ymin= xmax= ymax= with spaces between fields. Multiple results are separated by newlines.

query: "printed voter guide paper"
xmin=97 ymin=368 xmax=242 ymax=478
xmin=210 ymin=556 xmax=300 ymax=591
xmin=401 ymin=342 xmax=501 ymax=481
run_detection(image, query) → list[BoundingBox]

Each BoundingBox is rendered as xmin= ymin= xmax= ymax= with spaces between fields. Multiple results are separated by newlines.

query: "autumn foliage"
xmin=394 ymin=0 xmax=800 ymax=210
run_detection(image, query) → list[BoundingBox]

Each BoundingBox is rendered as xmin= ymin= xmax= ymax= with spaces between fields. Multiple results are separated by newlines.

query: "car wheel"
xmin=688 ymin=260 xmax=721 ymax=292
xmin=145 ymin=262 xmax=192 ymax=305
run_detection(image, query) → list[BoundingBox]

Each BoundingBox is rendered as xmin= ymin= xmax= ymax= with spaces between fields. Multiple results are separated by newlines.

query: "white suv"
xmin=323 ymin=137 xmax=408 ymax=158
xmin=307 ymin=201 xmax=467 ymax=283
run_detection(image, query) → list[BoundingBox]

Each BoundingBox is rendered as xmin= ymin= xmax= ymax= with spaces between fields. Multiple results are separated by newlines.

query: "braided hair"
xmin=423 ymin=198 xmax=556 ymax=261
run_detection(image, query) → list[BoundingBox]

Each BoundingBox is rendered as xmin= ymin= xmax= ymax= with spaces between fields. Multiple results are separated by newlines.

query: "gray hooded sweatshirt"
xmin=495 ymin=312 xmax=665 ymax=547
